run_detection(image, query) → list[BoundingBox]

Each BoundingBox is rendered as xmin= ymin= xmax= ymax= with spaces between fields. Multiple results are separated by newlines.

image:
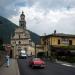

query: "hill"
xmin=28 ymin=30 xmax=41 ymax=45
xmin=0 ymin=16 xmax=41 ymax=44
xmin=0 ymin=16 xmax=18 ymax=44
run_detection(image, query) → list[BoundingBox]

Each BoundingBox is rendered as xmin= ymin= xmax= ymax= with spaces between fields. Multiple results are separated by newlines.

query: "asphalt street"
xmin=17 ymin=58 xmax=75 ymax=75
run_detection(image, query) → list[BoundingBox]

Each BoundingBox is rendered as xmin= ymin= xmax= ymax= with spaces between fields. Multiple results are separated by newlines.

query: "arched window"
xmin=19 ymin=41 xmax=21 ymax=44
xmin=19 ymin=35 xmax=20 ymax=39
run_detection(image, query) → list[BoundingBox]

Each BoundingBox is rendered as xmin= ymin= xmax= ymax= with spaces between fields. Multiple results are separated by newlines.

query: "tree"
xmin=37 ymin=52 xmax=45 ymax=58
xmin=0 ymin=38 xmax=3 ymax=45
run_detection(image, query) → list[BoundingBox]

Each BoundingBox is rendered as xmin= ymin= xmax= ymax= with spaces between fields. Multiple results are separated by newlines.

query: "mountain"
xmin=0 ymin=16 xmax=18 ymax=44
xmin=0 ymin=16 xmax=41 ymax=44
xmin=28 ymin=30 xmax=41 ymax=45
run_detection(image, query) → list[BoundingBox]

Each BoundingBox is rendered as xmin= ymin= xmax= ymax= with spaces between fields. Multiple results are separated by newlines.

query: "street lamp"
xmin=48 ymin=37 xmax=52 ymax=61
xmin=35 ymin=43 xmax=37 ymax=57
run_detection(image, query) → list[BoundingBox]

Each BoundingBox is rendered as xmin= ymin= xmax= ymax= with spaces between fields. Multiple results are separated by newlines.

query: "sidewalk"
xmin=0 ymin=59 xmax=20 ymax=75
xmin=55 ymin=59 xmax=75 ymax=68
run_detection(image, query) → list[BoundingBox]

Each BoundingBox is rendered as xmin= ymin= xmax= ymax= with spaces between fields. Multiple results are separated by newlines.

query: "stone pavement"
xmin=0 ymin=59 xmax=20 ymax=75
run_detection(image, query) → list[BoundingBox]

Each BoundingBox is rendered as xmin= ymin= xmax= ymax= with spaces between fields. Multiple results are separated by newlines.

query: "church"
xmin=11 ymin=11 xmax=41 ymax=58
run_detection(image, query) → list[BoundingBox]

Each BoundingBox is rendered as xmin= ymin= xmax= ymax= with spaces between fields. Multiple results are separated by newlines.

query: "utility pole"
xmin=49 ymin=37 xmax=52 ymax=61
xmin=35 ymin=43 xmax=37 ymax=57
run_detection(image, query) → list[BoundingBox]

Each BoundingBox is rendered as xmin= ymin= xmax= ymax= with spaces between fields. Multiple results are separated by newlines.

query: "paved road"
xmin=17 ymin=58 xmax=75 ymax=75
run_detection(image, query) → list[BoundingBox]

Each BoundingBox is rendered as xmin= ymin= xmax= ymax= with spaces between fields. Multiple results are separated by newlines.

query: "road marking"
xmin=61 ymin=63 xmax=72 ymax=67
xmin=56 ymin=61 xmax=75 ymax=68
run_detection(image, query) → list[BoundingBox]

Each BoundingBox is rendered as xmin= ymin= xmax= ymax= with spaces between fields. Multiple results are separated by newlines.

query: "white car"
xmin=19 ymin=53 xmax=27 ymax=59
xmin=19 ymin=49 xmax=27 ymax=59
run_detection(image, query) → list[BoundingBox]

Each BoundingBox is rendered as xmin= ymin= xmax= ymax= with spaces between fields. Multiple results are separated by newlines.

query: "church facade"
xmin=11 ymin=11 xmax=35 ymax=58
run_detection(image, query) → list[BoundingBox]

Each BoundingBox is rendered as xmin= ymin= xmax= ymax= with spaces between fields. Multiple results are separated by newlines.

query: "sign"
xmin=5 ymin=44 xmax=11 ymax=51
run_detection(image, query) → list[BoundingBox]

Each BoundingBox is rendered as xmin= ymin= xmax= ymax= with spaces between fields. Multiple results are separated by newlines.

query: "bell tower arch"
xmin=19 ymin=11 xmax=26 ymax=29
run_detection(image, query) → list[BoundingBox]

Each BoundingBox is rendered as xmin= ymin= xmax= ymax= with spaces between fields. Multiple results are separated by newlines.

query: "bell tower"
xmin=19 ymin=11 xmax=26 ymax=29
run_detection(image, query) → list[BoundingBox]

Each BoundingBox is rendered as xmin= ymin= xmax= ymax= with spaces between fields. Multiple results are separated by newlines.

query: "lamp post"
xmin=35 ymin=43 xmax=37 ymax=57
xmin=49 ymin=37 xmax=52 ymax=61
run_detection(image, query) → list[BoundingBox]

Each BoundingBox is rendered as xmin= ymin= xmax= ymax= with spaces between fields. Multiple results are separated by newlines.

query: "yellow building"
xmin=41 ymin=32 xmax=75 ymax=57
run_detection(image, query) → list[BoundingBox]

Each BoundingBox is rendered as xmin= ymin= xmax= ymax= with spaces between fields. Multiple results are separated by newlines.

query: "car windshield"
xmin=33 ymin=58 xmax=41 ymax=61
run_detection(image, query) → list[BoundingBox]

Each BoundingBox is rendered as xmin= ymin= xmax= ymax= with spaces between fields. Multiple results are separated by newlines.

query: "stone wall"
xmin=0 ymin=51 xmax=6 ymax=66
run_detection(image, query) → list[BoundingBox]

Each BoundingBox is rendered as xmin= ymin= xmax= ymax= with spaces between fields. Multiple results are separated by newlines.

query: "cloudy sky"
xmin=0 ymin=0 xmax=75 ymax=35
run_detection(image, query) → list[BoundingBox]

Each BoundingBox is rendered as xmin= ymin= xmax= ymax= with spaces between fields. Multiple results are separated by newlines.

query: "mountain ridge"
xmin=0 ymin=16 xmax=18 ymax=44
xmin=0 ymin=16 xmax=41 ymax=44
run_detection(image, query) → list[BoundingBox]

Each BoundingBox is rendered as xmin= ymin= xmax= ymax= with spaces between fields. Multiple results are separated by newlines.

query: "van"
xmin=19 ymin=49 xmax=27 ymax=59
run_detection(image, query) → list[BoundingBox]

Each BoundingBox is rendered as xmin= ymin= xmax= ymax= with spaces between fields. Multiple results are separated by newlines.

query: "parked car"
xmin=29 ymin=58 xmax=46 ymax=68
xmin=19 ymin=53 xmax=27 ymax=59
xmin=19 ymin=49 xmax=27 ymax=59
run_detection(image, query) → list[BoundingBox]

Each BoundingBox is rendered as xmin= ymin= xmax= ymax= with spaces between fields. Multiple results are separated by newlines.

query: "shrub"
xmin=37 ymin=52 xmax=45 ymax=58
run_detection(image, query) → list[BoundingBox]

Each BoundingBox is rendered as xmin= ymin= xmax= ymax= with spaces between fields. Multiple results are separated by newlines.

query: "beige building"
xmin=41 ymin=30 xmax=75 ymax=57
xmin=11 ymin=11 xmax=36 ymax=58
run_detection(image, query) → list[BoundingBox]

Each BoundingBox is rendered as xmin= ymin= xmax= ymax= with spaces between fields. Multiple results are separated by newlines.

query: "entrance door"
xmin=69 ymin=40 xmax=72 ymax=45
xmin=10 ymin=50 xmax=12 ymax=58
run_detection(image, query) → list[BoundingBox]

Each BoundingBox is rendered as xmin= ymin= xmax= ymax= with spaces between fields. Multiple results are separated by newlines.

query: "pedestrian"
xmin=6 ymin=55 xmax=10 ymax=67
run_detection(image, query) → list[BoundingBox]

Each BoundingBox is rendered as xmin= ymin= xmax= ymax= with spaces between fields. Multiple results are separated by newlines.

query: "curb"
xmin=15 ymin=59 xmax=20 ymax=75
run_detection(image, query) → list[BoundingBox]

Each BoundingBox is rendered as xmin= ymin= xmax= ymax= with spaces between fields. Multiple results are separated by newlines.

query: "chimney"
xmin=44 ymin=33 xmax=46 ymax=36
xmin=54 ymin=30 xmax=56 ymax=34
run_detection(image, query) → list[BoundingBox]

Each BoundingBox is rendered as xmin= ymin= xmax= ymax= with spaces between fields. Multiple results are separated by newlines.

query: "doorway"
xmin=10 ymin=50 xmax=12 ymax=58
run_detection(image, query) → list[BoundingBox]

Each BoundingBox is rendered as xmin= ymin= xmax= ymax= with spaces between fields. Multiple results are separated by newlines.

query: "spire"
xmin=22 ymin=11 xmax=24 ymax=14
xmin=20 ymin=11 xmax=25 ymax=17
xmin=54 ymin=30 xmax=56 ymax=34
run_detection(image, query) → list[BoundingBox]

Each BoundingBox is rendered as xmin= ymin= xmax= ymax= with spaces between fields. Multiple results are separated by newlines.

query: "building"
xmin=41 ymin=30 xmax=75 ymax=57
xmin=11 ymin=11 xmax=41 ymax=58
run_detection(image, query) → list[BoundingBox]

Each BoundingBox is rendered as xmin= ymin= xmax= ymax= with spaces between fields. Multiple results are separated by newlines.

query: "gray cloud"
xmin=0 ymin=0 xmax=75 ymax=35
xmin=0 ymin=0 xmax=26 ymax=18
xmin=31 ymin=0 xmax=75 ymax=9
xmin=0 ymin=0 xmax=75 ymax=18
xmin=26 ymin=7 xmax=75 ymax=35
xmin=55 ymin=14 xmax=75 ymax=34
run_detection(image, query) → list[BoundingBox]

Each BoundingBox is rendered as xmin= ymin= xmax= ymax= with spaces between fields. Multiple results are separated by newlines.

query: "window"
xmin=19 ymin=35 xmax=20 ymax=39
xmin=44 ymin=41 xmax=46 ymax=45
xmin=21 ymin=24 xmax=23 ymax=26
xmin=19 ymin=41 xmax=21 ymax=44
xmin=62 ymin=38 xmax=69 ymax=44
xmin=21 ymin=17 xmax=24 ymax=20
xmin=15 ymin=41 xmax=16 ymax=44
xmin=69 ymin=40 xmax=72 ymax=45
xmin=58 ymin=39 xmax=60 ymax=44
xmin=47 ymin=42 xmax=48 ymax=45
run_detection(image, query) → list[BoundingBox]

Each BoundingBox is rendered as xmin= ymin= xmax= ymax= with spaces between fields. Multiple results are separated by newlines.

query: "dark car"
xmin=29 ymin=58 xmax=46 ymax=68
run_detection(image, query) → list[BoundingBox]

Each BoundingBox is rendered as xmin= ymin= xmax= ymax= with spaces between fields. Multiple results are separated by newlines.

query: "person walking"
xmin=6 ymin=55 xmax=10 ymax=67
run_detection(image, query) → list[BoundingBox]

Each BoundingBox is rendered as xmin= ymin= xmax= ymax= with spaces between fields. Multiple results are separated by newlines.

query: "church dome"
xmin=20 ymin=11 xmax=25 ymax=17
